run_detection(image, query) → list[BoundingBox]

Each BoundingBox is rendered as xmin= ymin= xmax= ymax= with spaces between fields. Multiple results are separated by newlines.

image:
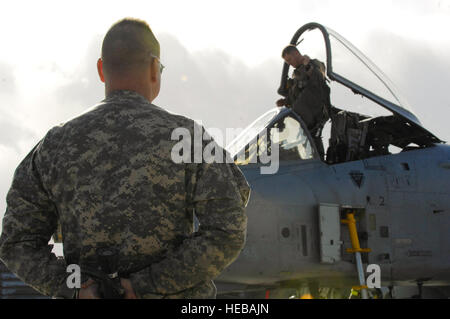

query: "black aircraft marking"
xmin=349 ymin=170 xmax=365 ymax=188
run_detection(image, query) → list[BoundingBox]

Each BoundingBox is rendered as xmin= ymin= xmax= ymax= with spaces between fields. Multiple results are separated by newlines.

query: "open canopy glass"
xmin=277 ymin=22 xmax=439 ymax=139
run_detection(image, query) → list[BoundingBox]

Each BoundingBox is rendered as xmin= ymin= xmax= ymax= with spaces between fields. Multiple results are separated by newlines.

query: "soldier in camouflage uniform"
xmin=0 ymin=18 xmax=250 ymax=299
xmin=276 ymin=45 xmax=331 ymax=159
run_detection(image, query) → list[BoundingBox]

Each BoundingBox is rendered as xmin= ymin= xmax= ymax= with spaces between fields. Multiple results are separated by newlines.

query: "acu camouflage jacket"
xmin=0 ymin=90 xmax=250 ymax=298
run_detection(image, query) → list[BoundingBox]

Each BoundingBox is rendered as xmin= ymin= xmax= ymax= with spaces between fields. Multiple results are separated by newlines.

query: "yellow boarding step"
xmin=341 ymin=210 xmax=371 ymax=299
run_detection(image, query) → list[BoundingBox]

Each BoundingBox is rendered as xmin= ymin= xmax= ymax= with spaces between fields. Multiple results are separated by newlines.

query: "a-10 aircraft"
xmin=215 ymin=22 xmax=450 ymax=299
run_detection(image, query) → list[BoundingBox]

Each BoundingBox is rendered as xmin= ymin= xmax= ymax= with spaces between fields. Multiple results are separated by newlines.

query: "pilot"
xmin=276 ymin=45 xmax=331 ymax=159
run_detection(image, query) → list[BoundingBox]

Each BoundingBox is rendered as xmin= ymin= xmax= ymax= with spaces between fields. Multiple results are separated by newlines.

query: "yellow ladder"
xmin=341 ymin=210 xmax=371 ymax=299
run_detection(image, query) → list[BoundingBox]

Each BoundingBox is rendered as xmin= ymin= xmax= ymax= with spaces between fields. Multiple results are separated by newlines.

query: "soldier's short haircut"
xmin=101 ymin=18 xmax=160 ymax=75
xmin=281 ymin=45 xmax=300 ymax=58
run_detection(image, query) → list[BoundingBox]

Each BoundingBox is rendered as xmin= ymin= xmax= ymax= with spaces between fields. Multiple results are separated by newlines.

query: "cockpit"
xmin=227 ymin=22 xmax=442 ymax=165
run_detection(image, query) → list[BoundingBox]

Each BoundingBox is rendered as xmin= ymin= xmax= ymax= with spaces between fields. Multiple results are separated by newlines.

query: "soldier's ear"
xmin=149 ymin=58 xmax=159 ymax=83
xmin=97 ymin=58 xmax=105 ymax=83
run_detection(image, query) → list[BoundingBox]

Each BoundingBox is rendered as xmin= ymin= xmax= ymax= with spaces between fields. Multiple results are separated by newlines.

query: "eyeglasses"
xmin=149 ymin=54 xmax=165 ymax=74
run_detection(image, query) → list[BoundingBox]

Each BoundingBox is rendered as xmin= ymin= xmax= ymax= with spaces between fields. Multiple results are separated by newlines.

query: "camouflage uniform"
xmin=0 ymin=90 xmax=250 ymax=299
xmin=285 ymin=58 xmax=330 ymax=158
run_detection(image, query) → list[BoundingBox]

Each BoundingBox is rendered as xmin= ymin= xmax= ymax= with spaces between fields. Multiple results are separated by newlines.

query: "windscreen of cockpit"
xmin=226 ymin=108 xmax=279 ymax=157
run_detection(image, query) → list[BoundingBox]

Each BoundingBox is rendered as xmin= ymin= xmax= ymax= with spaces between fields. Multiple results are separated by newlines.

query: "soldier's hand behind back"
xmin=120 ymin=278 xmax=137 ymax=299
xmin=78 ymin=278 xmax=100 ymax=299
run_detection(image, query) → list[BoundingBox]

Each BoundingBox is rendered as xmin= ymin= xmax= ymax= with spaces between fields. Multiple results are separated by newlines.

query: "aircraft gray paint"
xmin=215 ymin=23 xmax=450 ymax=298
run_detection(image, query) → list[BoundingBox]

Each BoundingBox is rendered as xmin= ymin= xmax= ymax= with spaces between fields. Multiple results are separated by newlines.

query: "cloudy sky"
xmin=1 ymin=0 xmax=450 ymax=227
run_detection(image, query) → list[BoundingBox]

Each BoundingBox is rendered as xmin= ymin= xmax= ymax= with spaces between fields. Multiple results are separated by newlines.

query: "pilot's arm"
xmin=276 ymin=78 xmax=295 ymax=107
xmin=307 ymin=60 xmax=327 ymax=84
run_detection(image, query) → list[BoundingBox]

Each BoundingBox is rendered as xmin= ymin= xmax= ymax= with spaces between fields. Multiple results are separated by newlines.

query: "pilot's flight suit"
xmin=286 ymin=59 xmax=330 ymax=158
xmin=0 ymin=90 xmax=250 ymax=299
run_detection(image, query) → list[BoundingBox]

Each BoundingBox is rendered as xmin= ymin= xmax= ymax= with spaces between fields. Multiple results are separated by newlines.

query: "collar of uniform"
xmin=103 ymin=89 xmax=151 ymax=106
